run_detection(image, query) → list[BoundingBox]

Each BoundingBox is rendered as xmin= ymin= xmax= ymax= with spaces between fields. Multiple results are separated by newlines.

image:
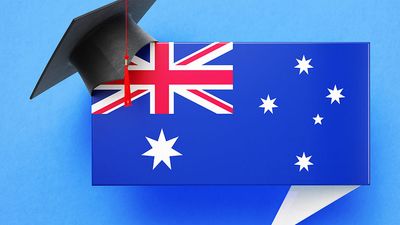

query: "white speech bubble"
xmin=272 ymin=185 xmax=359 ymax=225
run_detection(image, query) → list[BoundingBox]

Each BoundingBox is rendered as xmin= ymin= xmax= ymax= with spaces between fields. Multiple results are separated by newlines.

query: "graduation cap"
xmin=30 ymin=0 xmax=156 ymax=103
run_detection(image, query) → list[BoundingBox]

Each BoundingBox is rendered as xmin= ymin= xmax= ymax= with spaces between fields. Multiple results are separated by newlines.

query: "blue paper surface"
xmin=2 ymin=0 xmax=400 ymax=224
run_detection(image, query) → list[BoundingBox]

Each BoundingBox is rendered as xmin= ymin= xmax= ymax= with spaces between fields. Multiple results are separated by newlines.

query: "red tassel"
xmin=124 ymin=55 xmax=132 ymax=106
xmin=123 ymin=0 xmax=131 ymax=107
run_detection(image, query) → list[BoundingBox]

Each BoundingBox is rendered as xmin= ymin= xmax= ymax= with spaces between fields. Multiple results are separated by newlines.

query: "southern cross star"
xmin=142 ymin=129 xmax=182 ymax=170
xmin=313 ymin=114 xmax=324 ymax=125
xmin=295 ymin=55 xmax=313 ymax=75
xmin=295 ymin=152 xmax=314 ymax=172
xmin=259 ymin=95 xmax=278 ymax=114
xmin=326 ymin=85 xmax=345 ymax=104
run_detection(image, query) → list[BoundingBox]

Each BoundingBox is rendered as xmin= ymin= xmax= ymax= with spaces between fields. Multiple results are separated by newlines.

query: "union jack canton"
xmin=92 ymin=42 xmax=233 ymax=115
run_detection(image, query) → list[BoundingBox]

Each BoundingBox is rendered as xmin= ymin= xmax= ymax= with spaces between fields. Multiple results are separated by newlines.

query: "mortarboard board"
xmin=30 ymin=0 xmax=156 ymax=99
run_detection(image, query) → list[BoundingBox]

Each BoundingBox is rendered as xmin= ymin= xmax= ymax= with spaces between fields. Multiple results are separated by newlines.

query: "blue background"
xmin=0 ymin=0 xmax=398 ymax=224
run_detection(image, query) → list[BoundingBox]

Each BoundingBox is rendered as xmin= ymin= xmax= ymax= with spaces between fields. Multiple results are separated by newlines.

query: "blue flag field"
xmin=92 ymin=42 xmax=369 ymax=185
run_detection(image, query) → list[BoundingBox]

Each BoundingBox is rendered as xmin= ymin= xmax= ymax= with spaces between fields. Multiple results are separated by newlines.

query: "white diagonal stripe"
xmin=173 ymin=87 xmax=232 ymax=114
xmin=170 ymin=42 xmax=233 ymax=70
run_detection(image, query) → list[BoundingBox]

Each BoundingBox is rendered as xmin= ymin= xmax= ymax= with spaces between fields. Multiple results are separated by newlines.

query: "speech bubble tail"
xmin=272 ymin=185 xmax=359 ymax=225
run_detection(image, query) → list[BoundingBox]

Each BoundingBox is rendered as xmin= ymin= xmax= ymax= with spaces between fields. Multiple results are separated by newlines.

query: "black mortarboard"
xmin=30 ymin=0 xmax=156 ymax=99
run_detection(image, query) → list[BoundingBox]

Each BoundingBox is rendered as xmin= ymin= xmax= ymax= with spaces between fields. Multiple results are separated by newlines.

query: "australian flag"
xmin=91 ymin=42 xmax=369 ymax=185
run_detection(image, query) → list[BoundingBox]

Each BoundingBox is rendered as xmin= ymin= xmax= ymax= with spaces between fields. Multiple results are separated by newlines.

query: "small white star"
xmin=259 ymin=95 xmax=278 ymax=114
xmin=295 ymin=152 xmax=314 ymax=172
xmin=326 ymin=85 xmax=345 ymax=104
xmin=295 ymin=55 xmax=313 ymax=75
xmin=142 ymin=129 xmax=182 ymax=170
xmin=313 ymin=114 xmax=324 ymax=125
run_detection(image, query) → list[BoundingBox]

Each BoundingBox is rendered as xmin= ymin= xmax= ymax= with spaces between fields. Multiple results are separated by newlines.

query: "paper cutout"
xmin=272 ymin=185 xmax=359 ymax=224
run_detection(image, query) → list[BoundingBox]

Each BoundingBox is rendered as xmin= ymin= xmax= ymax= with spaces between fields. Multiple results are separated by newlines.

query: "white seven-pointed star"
xmin=142 ymin=129 xmax=182 ymax=170
xmin=313 ymin=114 xmax=324 ymax=125
xmin=326 ymin=85 xmax=345 ymax=104
xmin=259 ymin=95 xmax=278 ymax=114
xmin=295 ymin=152 xmax=314 ymax=172
xmin=295 ymin=55 xmax=314 ymax=75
